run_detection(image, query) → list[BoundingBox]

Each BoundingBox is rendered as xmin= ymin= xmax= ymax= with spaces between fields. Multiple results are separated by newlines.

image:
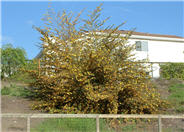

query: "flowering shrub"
xmin=29 ymin=5 xmax=168 ymax=114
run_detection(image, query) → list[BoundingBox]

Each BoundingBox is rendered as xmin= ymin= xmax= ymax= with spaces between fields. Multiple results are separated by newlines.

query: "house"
xmin=120 ymin=30 xmax=184 ymax=78
xmin=36 ymin=30 xmax=184 ymax=78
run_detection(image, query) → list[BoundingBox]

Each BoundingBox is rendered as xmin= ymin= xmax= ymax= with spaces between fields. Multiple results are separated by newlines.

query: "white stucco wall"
xmin=148 ymin=40 xmax=184 ymax=62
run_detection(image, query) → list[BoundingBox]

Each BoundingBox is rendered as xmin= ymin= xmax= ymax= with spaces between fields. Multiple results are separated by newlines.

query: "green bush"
xmin=160 ymin=63 xmax=184 ymax=80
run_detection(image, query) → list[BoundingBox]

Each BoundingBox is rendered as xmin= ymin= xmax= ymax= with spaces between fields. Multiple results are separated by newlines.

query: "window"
xmin=135 ymin=41 xmax=148 ymax=51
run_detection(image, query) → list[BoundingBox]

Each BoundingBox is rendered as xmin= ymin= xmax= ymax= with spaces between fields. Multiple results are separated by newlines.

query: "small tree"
xmin=30 ymin=5 xmax=168 ymax=114
xmin=1 ymin=44 xmax=27 ymax=79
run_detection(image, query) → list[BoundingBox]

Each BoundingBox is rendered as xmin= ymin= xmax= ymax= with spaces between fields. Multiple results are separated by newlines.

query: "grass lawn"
xmin=31 ymin=118 xmax=117 ymax=132
xmin=168 ymin=83 xmax=184 ymax=113
xmin=31 ymin=118 xmax=144 ymax=132
xmin=31 ymin=118 xmax=182 ymax=132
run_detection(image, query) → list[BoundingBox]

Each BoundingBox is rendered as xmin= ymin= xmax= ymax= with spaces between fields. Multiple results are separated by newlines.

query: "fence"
xmin=2 ymin=114 xmax=184 ymax=132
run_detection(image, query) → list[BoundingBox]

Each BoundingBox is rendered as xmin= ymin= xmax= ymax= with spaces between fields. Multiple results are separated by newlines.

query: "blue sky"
xmin=1 ymin=1 xmax=184 ymax=59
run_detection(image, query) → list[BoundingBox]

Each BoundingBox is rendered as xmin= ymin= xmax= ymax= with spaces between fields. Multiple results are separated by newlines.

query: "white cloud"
xmin=26 ymin=20 xmax=34 ymax=25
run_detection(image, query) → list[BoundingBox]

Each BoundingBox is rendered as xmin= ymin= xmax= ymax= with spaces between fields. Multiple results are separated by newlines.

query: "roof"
xmin=102 ymin=30 xmax=184 ymax=39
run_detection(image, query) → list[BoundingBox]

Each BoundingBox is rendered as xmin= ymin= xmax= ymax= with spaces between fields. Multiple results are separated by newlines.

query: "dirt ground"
xmin=1 ymin=95 xmax=44 ymax=132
